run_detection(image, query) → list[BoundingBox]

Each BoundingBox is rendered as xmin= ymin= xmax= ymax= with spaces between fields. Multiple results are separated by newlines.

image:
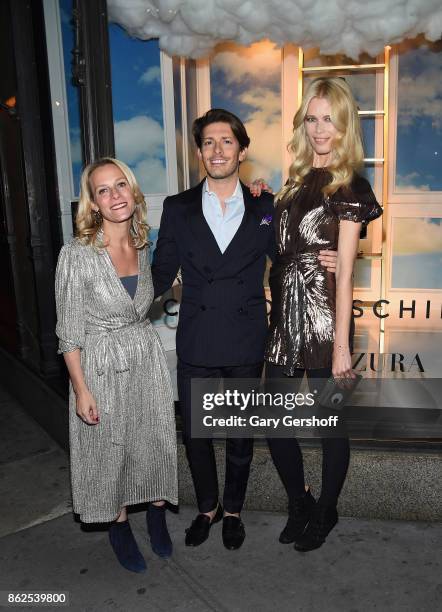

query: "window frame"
xmin=43 ymin=0 xmax=76 ymax=240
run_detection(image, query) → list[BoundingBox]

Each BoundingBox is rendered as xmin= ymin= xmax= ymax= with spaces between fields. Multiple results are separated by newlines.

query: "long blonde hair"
xmin=75 ymin=157 xmax=149 ymax=249
xmin=277 ymin=77 xmax=364 ymax=202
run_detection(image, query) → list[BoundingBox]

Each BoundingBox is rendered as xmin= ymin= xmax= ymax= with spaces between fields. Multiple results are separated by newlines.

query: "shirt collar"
xmin=203 ymin=178 xmax=242 ymax=202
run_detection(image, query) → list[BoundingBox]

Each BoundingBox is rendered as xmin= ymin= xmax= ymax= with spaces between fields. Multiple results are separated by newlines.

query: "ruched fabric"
xmin=265 ymin=168 xmax=382 ymax=373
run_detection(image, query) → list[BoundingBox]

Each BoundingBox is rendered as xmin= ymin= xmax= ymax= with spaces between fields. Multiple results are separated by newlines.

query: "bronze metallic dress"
xmin=265 ymin=168 xmax=382 ymax=374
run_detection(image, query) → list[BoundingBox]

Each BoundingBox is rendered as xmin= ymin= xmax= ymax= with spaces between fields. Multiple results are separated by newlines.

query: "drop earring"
xmin=93 ymin=209 xmax=102 ymax=224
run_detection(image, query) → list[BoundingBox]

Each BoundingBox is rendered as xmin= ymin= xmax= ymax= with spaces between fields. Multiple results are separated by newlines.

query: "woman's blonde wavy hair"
xmin=75 ymin=157 xmax=150 ymax=249
xmin=277 ymin=77 xmax=364 ymax=202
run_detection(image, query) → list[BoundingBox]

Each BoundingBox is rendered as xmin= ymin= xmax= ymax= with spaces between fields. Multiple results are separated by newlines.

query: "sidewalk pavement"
xmin=1 ymin=385 xmax=441 ymax=612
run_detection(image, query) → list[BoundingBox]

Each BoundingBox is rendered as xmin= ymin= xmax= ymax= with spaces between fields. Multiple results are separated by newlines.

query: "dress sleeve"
xmin=326 ymin=175 xmax=383 ymax=225
xmin=55 ymin=242 xmax=86 ymax=354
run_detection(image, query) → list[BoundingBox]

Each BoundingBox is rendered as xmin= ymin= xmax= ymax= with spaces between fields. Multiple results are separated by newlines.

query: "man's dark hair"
xmin=192 ymin=108 xmax=250 ymax=151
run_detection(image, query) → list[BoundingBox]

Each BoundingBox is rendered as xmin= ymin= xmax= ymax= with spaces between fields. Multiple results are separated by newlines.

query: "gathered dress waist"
xmin=85 ymin=319 xmax=152 ymax=376
xmin=84 ymin=320 xmax=155 ymax=446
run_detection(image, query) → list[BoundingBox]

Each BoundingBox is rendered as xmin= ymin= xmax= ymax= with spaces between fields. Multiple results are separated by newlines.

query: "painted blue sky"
xmin=148 ymin=228 xmax=159 ymax=264
xmin=108 ymin=25 xmax=167 ymax=194
xmin=392 ymin=253 xmax=442 ymax=289
xmin=396 ymin=41 xmax=442 ymax=191
xmin=392 ymin=218 xmax=442 ymax=289
xmin=59 ymin=3 xmax=167 ymax=195
xmin=210 ymin=41 xmax=282 ymax=192
xmin=109 ymin=26 xmax=163 ymax=124
xmin=354 ymin=259 xmax=372 ymax=289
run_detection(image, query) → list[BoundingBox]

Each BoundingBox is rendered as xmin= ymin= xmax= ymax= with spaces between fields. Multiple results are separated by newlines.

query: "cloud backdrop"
xmin=107 ymin=0 xmax=442 ymax=59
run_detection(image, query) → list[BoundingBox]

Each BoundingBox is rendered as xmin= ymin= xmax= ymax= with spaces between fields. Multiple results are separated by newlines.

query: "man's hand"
xmin=318 ymin=249 xmax=337 ymax=273
xmin=247 ymin=178 xmax=274 ymax=197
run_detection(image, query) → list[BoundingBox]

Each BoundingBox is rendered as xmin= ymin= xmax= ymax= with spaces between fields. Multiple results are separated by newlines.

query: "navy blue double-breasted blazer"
xmin=151 ymin=179 xmax=276 ymax=367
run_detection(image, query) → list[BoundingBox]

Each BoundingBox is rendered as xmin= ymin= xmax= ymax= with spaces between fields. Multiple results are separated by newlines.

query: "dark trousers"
xmin=177 ymin=359 xmax=263 ymax=514
xmin=265 ymin=362 xmax=350 ymax=507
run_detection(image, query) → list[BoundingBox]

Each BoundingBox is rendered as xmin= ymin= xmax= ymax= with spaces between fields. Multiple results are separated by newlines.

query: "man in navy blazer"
xmin=152 ymin=109 xmax=334 ymax=550
xmin=152 ymin=109 xmax=273 ymax=550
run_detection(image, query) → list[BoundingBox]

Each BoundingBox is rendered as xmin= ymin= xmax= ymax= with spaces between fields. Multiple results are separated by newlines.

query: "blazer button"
xmin=200 ymin=305 xmax=207 ymax=311
xmin=238 ymin=307 xmax=244 ymax=313
xmin=208 ymin=278 xmax=214 ymax=284
xmin=238 ymin=279 xmax=244 ymax=285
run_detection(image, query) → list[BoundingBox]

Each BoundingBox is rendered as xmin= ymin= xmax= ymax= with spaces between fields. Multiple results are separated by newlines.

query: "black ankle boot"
xmin=146 ymin=504 xmax=173 ymax=559
xmin=279 ymin=489 xmax=316 ymax=544
xmin=294 ymin=503 xmax=338 ymax=552
xmin=109 ymin=520 xmax=147 ymax=573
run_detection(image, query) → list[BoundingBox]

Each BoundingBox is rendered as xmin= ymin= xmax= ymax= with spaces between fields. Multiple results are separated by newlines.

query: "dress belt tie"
xmin=85 ymin=320 xmax=149 ymax=446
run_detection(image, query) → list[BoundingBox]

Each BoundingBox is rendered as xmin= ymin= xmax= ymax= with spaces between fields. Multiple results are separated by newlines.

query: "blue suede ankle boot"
xmin=146 ymin=504 xmax=173 ymax=558
xmin=108 ymin=520 xmax=147 ymax=573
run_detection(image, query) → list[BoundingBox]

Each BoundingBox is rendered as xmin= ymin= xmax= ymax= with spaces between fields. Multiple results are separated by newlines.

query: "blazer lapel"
xmin=186 ymin=180 xmax=224 ymax=268
xmin=218 ymin=181 xmax=259 ymax=264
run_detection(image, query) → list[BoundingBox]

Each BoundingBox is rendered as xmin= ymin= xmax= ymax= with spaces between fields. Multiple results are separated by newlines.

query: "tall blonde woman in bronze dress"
xmin=55 ymin=158 xmax=178 ymax=572
xmin=264 ymin=78 xmax=382 ymax=552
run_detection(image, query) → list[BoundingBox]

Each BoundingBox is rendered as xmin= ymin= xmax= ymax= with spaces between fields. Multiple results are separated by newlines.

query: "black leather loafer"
xmin=185 ymin=504 xmax=223 ymax=547
xmin=222 ymin=516 xmax=245 ymax=550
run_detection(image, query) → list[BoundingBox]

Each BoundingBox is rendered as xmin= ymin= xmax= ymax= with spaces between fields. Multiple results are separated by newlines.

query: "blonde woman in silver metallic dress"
xmin=253 ymin=77 xmax=382 ymax=552
xmin=55 ymin=158 xmax=178 ymax=573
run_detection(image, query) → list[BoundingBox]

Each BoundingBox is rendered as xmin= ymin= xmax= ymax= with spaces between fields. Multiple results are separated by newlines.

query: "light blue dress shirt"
xmin=202 ymin=179 xmax=244 ymax=254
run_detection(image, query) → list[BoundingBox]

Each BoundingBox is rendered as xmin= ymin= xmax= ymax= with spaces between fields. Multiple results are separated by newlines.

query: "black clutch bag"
xmin=318 ymin=374 xmax=362 ymax=410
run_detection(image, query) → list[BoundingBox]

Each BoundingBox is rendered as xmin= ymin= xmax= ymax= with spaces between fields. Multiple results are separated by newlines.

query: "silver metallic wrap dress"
xmin=55 ymin=239 xmax=178 ymax=523
xmin=265 ymin=168 xmax=382 ymax=374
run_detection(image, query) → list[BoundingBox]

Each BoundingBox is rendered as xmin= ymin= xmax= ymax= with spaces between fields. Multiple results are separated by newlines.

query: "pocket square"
xmin=260 ymin=214 xmax=273 ymax=226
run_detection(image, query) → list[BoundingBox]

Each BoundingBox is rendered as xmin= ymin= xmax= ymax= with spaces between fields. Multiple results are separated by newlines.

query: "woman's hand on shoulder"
xmin=332 ymin=345 xmax=356 ymax=380
xmin=75 ymin=388 xmax=100 ymax=425
xmin=247 ymin=178 xmax=274 ymax=198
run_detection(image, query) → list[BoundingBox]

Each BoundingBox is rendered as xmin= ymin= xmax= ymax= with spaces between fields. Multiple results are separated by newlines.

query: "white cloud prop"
xmin=107 ymin=0 xmax=442 ymax=59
